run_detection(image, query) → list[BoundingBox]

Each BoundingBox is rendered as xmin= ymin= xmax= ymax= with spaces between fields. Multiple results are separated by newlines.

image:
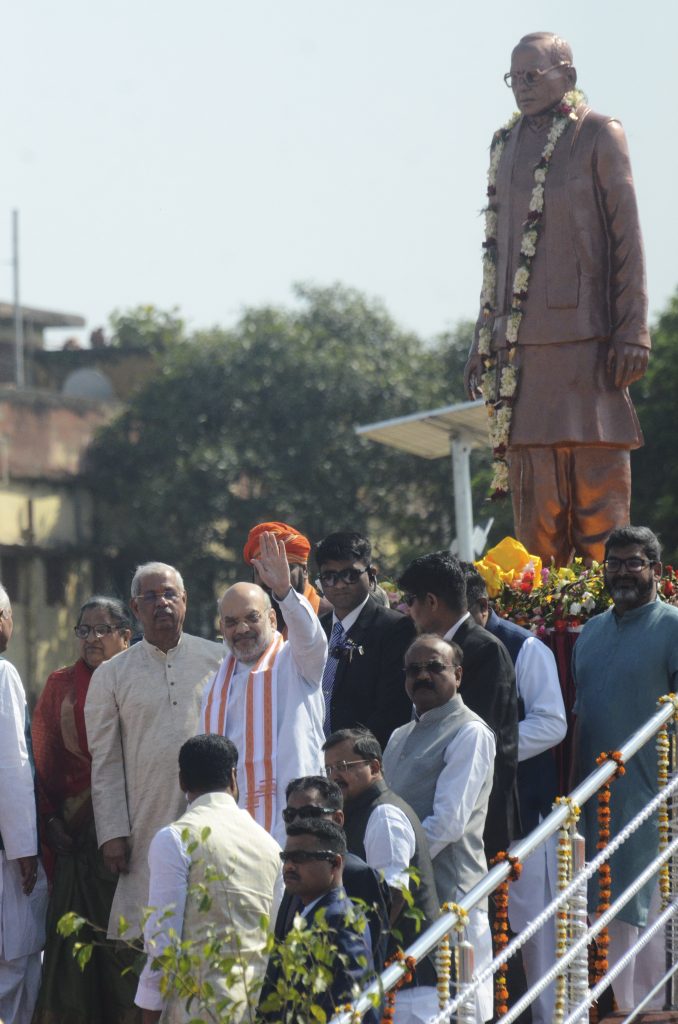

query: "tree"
xmin=108 ymin=304 xmax=186 ymax=351
xmin=87 ymin=285 xmax=471 ymax=631
xmin=630 ymin=288 xmax=678 ymax=562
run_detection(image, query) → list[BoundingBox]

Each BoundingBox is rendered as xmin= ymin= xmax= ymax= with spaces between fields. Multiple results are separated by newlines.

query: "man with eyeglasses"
xmin=273 ymin=775 xmax=389 ymax=966
xmin=323 ymin=726 xmax=440 ymax=1022
xmin=464 ymin=31 xmax=650 ymax=567
xmin=315 ymin=531 xmax=416 ymax=748
xmin=260 ymin=818 xmax=377 ymax=1024
xmin=383 ymin=634 xmax=496 ymax=1022
xmin=572 ymin=526 xmax=678 ymax=1011
xmin=85 ymin=561 xmax=223 ymax=939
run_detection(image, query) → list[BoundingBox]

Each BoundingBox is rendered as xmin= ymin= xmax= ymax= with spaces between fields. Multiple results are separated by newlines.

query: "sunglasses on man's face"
xmin=279 ymin=849 xmax=339 ymax=865
xmin=282 ymin=804 xmax=336 ymax=824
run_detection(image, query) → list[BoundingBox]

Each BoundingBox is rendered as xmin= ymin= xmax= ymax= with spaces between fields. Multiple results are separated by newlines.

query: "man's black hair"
xmin=398 ymin=551 xmax=468 ymax=614
xmin=316 ymin=531 xmax=372 ymax=569
xmin=285 ymin=775 xmax=343 ymax=809
xmin=459 ymin=561 xmax=489 ymax=609
xmin=178 ymin=734 xmax=238 ymax=793
xmin=604 ymin=526 xmax=662 ymax=563
xmin=322 ymin=726 xmax=383 ymax=765
xmin=286 ymin=817 xmax=347 ymax=854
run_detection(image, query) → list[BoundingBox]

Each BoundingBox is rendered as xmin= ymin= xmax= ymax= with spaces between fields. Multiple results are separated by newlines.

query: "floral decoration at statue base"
xmin=475 ymin=537 xmax=678 ymax=634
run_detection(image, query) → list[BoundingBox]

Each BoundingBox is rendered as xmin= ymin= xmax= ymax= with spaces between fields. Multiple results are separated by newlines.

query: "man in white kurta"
xmin=0 ymin=589 xmax=48 ymax=1024
xmin=85 ymin=562 xmax=222 ymax=937
xmin=201 ymin=532 xmax=326 ymax=845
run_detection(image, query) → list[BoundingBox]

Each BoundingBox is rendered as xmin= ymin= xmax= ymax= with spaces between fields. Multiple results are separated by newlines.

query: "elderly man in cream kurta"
xmin=85 ymin=562 xmax=222 ymax=938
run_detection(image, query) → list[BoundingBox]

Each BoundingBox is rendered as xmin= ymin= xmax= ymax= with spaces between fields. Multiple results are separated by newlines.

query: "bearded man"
xmin=201 ymin=532 xmax=326 ymax=844
xmin=464 ymin=32 xmax=650 ymax=566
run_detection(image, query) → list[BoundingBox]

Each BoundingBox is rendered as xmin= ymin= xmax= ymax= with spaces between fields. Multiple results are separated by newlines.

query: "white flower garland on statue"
xmin=478 ymin=89 xmax=584 ymax=497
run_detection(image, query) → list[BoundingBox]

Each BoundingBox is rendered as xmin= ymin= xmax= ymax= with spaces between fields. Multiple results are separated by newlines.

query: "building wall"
xmin=0 ymin=389 xmax=118 ymax=702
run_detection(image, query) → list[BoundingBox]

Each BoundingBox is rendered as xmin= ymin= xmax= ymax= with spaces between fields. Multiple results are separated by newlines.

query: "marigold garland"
xmin=436 ymin=902 xmax=470 ymax=1009
xmin=657 ymin=723 xmax=671 ymax=909
xmin=489 ymin=852 xmax=522 ymax=1015
xmin=552 ymin=799 xmax=579 ymax=1024
xmin=590 ymin=751 xmax=626 ymax=989
xmin=477 ymin=90 xmax=584 ymax=498
xmin=380 ymin=951 xmax=417 ymax=1024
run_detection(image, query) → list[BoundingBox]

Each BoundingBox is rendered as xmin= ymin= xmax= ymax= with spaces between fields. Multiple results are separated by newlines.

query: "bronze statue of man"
xmin=464 ymin=32 xmax=650 ymax=567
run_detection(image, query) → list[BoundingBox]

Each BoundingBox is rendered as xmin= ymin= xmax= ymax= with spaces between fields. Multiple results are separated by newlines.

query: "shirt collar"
xmin=442 ymin=611 xmax=470 ymax=642
xmin=332 ymin=594 xmax=371 ymax=634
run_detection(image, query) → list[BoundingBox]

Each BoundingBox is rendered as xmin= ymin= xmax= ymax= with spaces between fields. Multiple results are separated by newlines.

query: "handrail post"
xmin=455 ymin=940 xmax=476 ymax=1024
xmin=568 ymin=832 xmax=589 ymax=1022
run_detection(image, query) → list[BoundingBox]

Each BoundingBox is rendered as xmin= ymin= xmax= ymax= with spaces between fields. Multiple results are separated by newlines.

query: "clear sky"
xmin=4 ymin=0 xmax=675 ymax=348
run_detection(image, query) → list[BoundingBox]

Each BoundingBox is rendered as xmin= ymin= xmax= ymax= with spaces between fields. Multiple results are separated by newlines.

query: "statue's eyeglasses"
xmin=503 ymin=62 xmax=572 ymax=89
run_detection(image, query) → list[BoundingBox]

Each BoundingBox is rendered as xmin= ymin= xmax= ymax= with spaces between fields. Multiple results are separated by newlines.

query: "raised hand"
xmin=251 ymin=531 xmax=292 ymax=602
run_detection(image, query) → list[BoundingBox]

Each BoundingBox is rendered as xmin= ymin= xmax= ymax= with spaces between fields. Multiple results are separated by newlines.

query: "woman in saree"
xmin=31 ymin=596 xmax=140 ymax=1024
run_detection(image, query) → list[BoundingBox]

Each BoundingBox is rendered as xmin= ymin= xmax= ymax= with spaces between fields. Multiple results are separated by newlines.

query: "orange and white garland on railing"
xmin=489 ymin=851 xmax=522 ymax=1015
xmin=436 ymin=901 xmax=470 ymax=1009
xmin=477 ymin=90 xmax=583 ymax=498
xmin=552 ymin=796 xmax=581 ymax=1023
xmin=657 ymin=693 xmax=678 ymax=909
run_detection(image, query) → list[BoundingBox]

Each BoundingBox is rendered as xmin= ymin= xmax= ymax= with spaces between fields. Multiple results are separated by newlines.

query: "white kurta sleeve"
xmin=363 ymin=803 xmax=416 ymax=890
xmin=421 ymin=722 xmax=496 ymax=860
xmin=278 ymin=589 xmax=327 ymax=685
xmin=135 ymin=825 xmax=190 ymax=1011
xmin=0 ymin=661 xmax=37 ymax=859
xmin=84 ymin=660 xmax=131 ymax=847
xmin=515 ymin=638 xmax=567 ymax=762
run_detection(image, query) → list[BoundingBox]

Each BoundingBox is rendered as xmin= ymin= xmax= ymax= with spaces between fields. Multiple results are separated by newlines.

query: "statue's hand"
xmin=464 ymin=352 xmax=485 ymax=400
xmin=606 ymin=341 xmax=649 ymax=389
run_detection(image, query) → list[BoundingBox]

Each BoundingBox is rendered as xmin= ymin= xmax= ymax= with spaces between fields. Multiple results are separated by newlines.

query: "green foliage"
xmin=57 ymin=839 xmax=380 ymax=1024
xmin=88 ymin=285 xmax=481 ymax=628
xmin=631 ymin=289 xmax=678 ymax=563
xmin=108 ymin=304 xmax=186 ymax=351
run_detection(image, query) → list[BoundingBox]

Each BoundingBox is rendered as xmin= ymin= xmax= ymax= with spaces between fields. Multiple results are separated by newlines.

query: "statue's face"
xmin=509 ymin=42 xmax=573 ymax=116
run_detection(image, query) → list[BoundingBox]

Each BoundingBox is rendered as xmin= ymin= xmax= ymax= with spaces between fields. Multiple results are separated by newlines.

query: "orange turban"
xmin=243 ymin=521 xmax=311 ymax=566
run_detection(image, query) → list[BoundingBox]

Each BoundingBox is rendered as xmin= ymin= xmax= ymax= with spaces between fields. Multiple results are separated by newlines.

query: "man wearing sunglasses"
xmin=464 ymin=32 xmax=650 ymax=567
xmin=315 ymin=531 xmax=416 ymax=748
xmin=323 ymin=727 xmax=440 ymax=1022
xmin=273 ymin=775 xmax=389 ymax=967
xmin=259 ymin=818 xmax=377 ymax=1024
xmin=383 ymin=634 xmax=496 ymax=1022
xmin=398 ymin=551 xmax=519 ymax=861
xmin=572 ymin=526 xmax=678 ymax=1011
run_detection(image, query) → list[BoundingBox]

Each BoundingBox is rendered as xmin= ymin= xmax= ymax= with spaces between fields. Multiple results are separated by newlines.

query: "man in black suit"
xmin=273 ymin=775 xmax=390 ymax=968
xmin=315 ymin=531 xmax=416 ymax=749
xmin=398 ymin=551 xmax=520 ymax=858
xmin=259 ymin=819 xmax=377 ymax=1024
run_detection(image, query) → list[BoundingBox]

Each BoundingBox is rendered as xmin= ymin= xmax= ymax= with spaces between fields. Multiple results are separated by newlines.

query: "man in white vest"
xmin=201 ymin=531 xmax=326 ymax=844
xmin=135 ymin=733 xmax=281 ymax=1023
xmin=383 ymin=634 xmax=496 ymax=1023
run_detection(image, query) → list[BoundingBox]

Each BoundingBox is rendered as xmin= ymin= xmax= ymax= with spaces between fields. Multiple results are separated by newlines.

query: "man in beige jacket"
xmin=135 ymin=734 xmax=281 ymax=1023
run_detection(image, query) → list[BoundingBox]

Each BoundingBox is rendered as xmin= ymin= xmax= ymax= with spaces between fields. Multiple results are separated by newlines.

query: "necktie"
xmin=321 ymin=620 xmax=344 ymax=736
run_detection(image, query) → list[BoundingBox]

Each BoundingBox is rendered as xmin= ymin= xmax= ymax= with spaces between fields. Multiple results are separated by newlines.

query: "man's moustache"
xmin=412 ymin=679 xmax=435 ymax=691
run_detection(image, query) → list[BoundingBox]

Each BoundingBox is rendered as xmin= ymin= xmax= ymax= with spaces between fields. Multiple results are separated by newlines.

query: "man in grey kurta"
xmin=85 ymin=562 xmax=222 ymax=938
xmin=572 ymin=526 xmax=678 ymax=1009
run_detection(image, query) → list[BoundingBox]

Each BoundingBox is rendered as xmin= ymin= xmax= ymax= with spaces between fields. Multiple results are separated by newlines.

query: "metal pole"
xmin=455 ymin=940 xmax=476 ymax=1024
xmin=450 ymin=434 xmax=474 ymax=560
xmin=12 ymin=209 xmax=25 ymax=389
